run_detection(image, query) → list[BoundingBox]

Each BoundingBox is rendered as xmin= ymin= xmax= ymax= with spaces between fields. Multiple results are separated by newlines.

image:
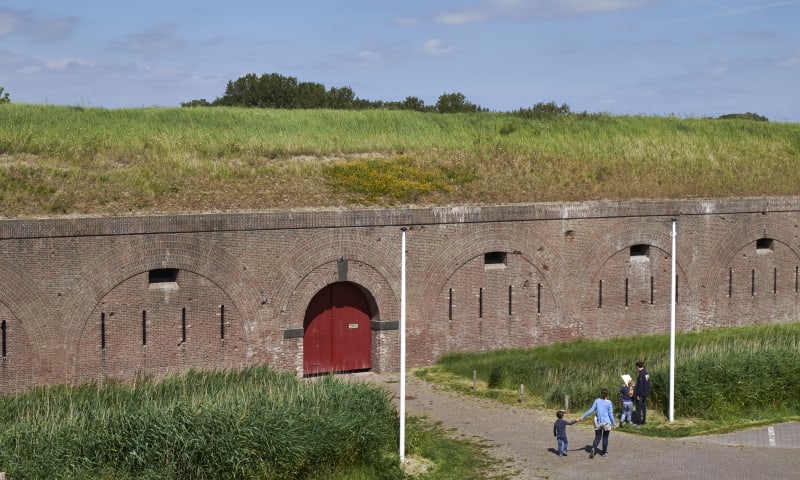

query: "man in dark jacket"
xmin=634 ymin=361 xmax=651 ymax=426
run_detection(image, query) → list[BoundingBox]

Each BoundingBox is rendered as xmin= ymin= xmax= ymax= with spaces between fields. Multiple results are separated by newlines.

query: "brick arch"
xmin=61 ymin=235 xmax=265 ymax=359
xmin=0 ymin=260 xmax=52 ymax=346
xmin=571 ymin=218 xmax=699 ymax=321
xmin=702 ymin=213 xmax=800 ymax=316
xmin=0 ymin=261 xmax=47 ymax=392
xmin=414 ymin=224 xmax=565 ymax=326
xmin=270 ymin=231 xmax=398 ymax=330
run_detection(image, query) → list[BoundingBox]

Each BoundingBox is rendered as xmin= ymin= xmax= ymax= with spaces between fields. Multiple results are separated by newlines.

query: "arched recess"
xmin=73 ymin=268 xmax=250 ymax=384
xmin=270 ymin=231 xmax=398 ymax=331
xmin=573 ymin=218 xmax=698 ymax=339
xmin=0 ymin=260 xmax=52 ymax=392
xmin=701 ymin=214 xmax=800 ymax=328
xmin=62 ymin=235 xmax=266 ymax=381
xmin=303 ymin=281 xmax=373 ymax=375
xmin=413 ymin=225 xmax=565 ymax=364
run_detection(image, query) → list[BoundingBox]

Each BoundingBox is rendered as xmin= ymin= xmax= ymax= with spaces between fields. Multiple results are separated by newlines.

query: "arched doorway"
xmin=303 ymin=282 xmax=372 ymax=375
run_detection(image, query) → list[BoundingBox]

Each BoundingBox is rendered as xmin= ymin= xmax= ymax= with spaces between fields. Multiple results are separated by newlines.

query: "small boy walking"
xmin=553 ymin=410 xmax=577 ymax=457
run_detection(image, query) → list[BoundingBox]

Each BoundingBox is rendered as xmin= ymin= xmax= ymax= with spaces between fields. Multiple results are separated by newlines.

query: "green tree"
xmin=296 ymin=81 xmax=327 ymax=109
xmin=214 ymin=73 xmax=261 ymax=106
xmin=180 ymin=98 xmax=211 ymax=107
xmin=717 ymin=112 xmax=769 ymax=122
xmin=326 ymin=86 xmax=356 ymax=109
xmin=402 ymin=96 xmax=426 ymax=111
xmin=258 ymin=73 xmax=299 ymax=108
xmin=0 ymin=86 xmax=10 ymax=104
xmin=435 ymin=92 xmax=478 ymax=113
xmin=512 ymin=101 xmax=571 ymax=119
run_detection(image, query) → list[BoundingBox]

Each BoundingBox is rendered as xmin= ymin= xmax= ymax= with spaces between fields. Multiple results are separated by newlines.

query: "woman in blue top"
xmin=578 ymin=388 xmax=616 ymax=459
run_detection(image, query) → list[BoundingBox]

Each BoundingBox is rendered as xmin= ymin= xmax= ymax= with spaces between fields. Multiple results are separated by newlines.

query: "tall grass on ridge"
xmin=1 ymin=104 xmax=799 ymax=216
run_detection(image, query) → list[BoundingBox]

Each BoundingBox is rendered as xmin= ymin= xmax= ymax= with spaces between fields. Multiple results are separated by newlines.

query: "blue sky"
xmin=1 ymin=1 xmax=799 ymax=122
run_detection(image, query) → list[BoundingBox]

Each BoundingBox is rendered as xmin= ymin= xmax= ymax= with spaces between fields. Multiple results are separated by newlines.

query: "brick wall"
xmin=1 ymin=197 xmax=799 ymax=392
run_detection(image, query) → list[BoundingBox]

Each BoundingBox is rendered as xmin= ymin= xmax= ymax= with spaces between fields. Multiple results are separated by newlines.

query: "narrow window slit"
xmin=181 ymin=307 xmax=187 ymax=344
xmin=142 ymin=310 xmax=147 ymax=346
xmin=598 ymin=280 xmax=603 ymax=308
xmin=1 ymin=320 xmax=6 ymax=359
xmin=220 ymin=304 xmax=225 ymax=339
xmin=729 ymin=269 xmax=733 ymax=298
xmin=537 ymin=283 xmax=542 ymax=314
xmin=508 ymin=285 xmax=513 ymax=316
xmin=625 ymin=278 xmax=629 ymax=306
xmin=774 ymin=268 xmax=778 ymax=294
xmin=448 ymin=288 xmax=453 ymax=321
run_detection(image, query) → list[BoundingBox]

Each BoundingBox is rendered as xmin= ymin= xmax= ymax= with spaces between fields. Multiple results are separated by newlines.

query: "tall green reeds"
xmin=434 ymin=322 xmax=800 ymax=426
xmin=0 ymin=365 xmax=402 ymax=479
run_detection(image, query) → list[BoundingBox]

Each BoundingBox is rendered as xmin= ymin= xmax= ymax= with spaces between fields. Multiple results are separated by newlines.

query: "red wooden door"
xmin=303 ymin=282 xmax=372 ymax=375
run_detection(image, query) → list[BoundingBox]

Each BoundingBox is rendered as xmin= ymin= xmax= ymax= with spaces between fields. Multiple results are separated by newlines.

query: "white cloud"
xmin=435 ymin=9 xmax=488 ymax=25
xmin=112 ymin=23 xmax=184 ymax=55
xmin=780 ymin=49 xmax=800 ymax=67
xmin=45 ymin=57 xmax=96 ymax=71
xmin=435 ymin=0 xmax=656 ymax=24
xmin=0 ymin=8 xmax=76 ymax=41
xmin=391 ymin=16 xmax=419 ymax=27
xmin=12 ymin=56 xmax=95 ymax=75
xmin=0 ymin=9 xmax=23 ymax=37
xmin=423 ymin=38 xmax=454 ymax=56
xmin=355 ymin=50 xmax=383 ymax=64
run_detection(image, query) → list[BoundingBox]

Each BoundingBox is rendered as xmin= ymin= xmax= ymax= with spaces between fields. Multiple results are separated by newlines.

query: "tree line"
xmin=0 ymin=80 xmax=770 ymax=121
xmin=181 ymin=72 xmax=492 ymax=113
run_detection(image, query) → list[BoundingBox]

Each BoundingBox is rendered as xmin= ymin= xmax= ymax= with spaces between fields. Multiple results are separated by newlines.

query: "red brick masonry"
xmin=1 ymin=197 xmax=799 ymax=392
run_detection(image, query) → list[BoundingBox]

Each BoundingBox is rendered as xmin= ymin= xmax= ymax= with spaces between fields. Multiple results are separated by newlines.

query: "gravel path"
xmin=350 ymin=372 xmax=800 ymax=480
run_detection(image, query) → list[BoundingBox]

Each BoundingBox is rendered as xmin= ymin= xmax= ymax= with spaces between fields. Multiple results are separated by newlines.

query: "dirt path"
xmin=351 ymin=372 xmax=800 ymax=480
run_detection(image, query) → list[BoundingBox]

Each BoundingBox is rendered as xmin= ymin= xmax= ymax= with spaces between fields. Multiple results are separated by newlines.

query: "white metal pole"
xmin=669 ymin=219 xmax=676 ymax=422
xmin=399 ymin=227 xmax=407 ymax=462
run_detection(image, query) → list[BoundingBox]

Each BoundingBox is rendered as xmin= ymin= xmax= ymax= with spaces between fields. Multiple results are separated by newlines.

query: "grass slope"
xmin=1 ymin=104 xmax=799 ymax=217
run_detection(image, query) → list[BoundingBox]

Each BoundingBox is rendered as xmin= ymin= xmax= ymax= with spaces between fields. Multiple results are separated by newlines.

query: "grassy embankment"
xmin=1 ymin=104 xmax=799 ymax=218
xmin=419 ymin=321 xmax=800 ymax=438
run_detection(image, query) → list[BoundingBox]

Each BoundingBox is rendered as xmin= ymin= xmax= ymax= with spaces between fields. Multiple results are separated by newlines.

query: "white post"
xmin=669 ymin=219 xmax=676 ymax=422
xmin=399 ymin=227 xmax=407 ymax=462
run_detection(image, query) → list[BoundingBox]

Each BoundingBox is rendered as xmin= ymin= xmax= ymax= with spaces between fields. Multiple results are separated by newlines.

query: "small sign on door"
xmin=348 ymin=323 xmax=359 ymax=329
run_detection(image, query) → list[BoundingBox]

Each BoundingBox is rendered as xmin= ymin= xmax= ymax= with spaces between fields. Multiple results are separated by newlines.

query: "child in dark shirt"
xmin=619 ymin=380 xmax=635 ymax=425
xmin=553 ymin=410 xmax=577 ymax=456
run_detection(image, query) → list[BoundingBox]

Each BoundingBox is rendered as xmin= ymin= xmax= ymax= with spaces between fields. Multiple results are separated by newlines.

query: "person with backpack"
xmin=634 ymin=361 xmax=651 ymax=426
xmin=578 ymin=388 xmax=616 ymax=458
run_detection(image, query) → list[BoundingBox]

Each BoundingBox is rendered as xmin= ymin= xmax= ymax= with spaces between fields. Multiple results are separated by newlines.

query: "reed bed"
xmin=0 ymin=366 xmax=402 ymax=479
xmin=433 ymin=322 xmax=800 ymax=432
xmin=1 ymin=104 xmax=799 ymax=216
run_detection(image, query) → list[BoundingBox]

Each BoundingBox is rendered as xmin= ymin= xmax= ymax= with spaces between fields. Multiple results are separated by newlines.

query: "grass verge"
xmin=419 ymin=321 xmax=800 ymax=438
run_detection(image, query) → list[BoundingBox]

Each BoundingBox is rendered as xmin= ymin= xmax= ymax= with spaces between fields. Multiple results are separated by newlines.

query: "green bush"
xmin=487 ymin=366 xmax=505 ymax=389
